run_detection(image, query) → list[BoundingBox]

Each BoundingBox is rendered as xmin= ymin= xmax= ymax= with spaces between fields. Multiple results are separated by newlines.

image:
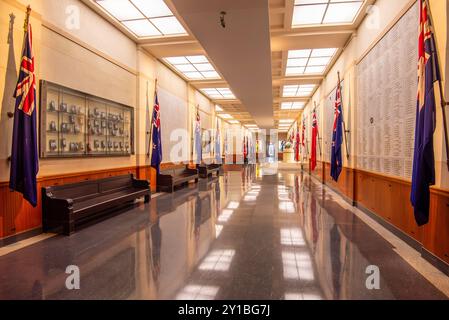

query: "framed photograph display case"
xmin=39 ymin=81 xmax=134 ymax=158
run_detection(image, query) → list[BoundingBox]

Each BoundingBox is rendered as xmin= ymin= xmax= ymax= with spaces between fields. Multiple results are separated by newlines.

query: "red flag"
xmin=311 ymin=109 xmax=318 ymax=171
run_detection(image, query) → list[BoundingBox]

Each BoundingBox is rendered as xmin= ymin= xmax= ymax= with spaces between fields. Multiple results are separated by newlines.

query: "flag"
xmin=331 ymin=76 xmax=344 ymax=182
xmin=151 ymin=91 xmax=162 ymax=173
xmin=295 ymin=123 xmax=300 ymax=162
xmin=411 ymin=0 xmax=441 ymax=226
xmin=311 ymin=109 xmax=318 ymax=171
xmin=243 ymin=136 xmax=248 ymax=162
xmin=195 ymin=108 xmax=202 ymax=164
xmin=301 ymin=119 xmax=306 ymax=159
xmin=9 ymin=20 xmax=38 ymax=207
xmin=215 ymin=117 xmax=221 ymax=164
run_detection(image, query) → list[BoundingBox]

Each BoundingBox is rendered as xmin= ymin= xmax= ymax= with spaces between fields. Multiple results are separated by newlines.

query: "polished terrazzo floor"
xmin=0 ymin=165 xmax=448 ymax=300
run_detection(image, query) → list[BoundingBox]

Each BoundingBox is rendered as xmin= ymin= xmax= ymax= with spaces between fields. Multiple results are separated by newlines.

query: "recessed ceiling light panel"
xmin=200 ymin=88 xmax=236 ymax=100
xmin=292 ymin=0 xmax=364 ymax=27
xmin=94 ymin=0 xmax=187 ymax=38
xmin=164 ymin=56 xmax=221 ymax=80
xmin=286 ymin=48 xmax=337 ymax=76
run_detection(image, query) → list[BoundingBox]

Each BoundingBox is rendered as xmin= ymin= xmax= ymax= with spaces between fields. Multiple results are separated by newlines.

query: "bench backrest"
xmin=99 ymin=175 xmax=134 ymax=193
xmin=46 ymin=174 xmax=134 ymax=201
xmin=173 ymin=167 xmax=187 ymax=176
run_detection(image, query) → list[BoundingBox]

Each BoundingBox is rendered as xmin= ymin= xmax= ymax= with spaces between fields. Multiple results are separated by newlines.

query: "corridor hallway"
xmin=0 ymin=165 xmax=447 ymax=300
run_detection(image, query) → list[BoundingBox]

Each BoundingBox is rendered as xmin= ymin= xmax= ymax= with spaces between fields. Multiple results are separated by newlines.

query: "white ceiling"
xmin=85 ymin=0 xmax=376 ymax=129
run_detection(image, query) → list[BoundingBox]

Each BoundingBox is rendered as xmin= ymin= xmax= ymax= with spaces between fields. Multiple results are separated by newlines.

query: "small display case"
xmin=39 ymin=81 xmax=134 ymax=158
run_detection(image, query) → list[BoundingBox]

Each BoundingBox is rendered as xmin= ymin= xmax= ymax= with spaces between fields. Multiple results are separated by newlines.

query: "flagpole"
xmin=424 ymin=0 xmax=449 ymax=171
xmin=338 ymin=71 xmax=350 ymax=160
xmin=314 ymin=102 xmax=322 ymax=157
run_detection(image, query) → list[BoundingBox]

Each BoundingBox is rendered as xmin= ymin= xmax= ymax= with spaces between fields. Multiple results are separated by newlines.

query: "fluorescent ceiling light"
xmin=164 ymin=55 xmax=221 ymax=80
xmin=286 ymin=48 xmax=337 ymax=76
xmin=292 ymin=0 xmax=364 ymax=27
xmin=94 ymin=0 xmax=187 ymax=38
xmin=200 ymin=88 xmax=236 ymax=100
xmin=245 ymin=124 xmax=258 ymax=128
xmin=279 ymin=119 xmax=295 ymax=123
xmin=228 ymin=120 xmax=240 ymax=124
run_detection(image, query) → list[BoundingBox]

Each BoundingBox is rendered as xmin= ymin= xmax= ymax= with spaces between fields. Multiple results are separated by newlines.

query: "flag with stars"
xmin=151 ymin=91 xmax=162 ymax=173
xmin=331 ymin=76 xmax=343 ymax=182
xmin=411 ymin=0 xmax=441 ymax=226
xmin=9 ymin=20 xmax=39 ymax=207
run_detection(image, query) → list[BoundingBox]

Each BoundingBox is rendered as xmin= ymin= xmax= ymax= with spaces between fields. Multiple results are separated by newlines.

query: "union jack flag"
xmin=9 ymin=20 xmax=39 ymax=207
xmin=15 ymin=24 xmax=36 ymax=115
xmin=411 ymin=0 xmax=441 ymax=226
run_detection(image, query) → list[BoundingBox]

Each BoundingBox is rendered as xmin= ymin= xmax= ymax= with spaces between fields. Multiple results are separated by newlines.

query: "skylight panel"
xmin=292 ymin=3 xmax=327 ymax=25
xmin=94 ymin=0 xmax=188 ymax=38
xmin=186 ymin=56 xmax=209 ymax=63
xmin=323 ymin=2 xmax=364 ymax=24
xmin=281 ymin=102 xmax=305 ymax=110
xmin=164 ymin=56 xmax=221 ymax=80
xmin=122 ymin=20 xmax=161 ymax=37
xmin=282 ymin=85 xmax=316 ymax=97
xmin=292 ymin=0 xmax=364 ymax=26
xmin=150 ymin=16 xmax=186 ymax=35
xmin=130 ymin=0 xmax=172 ymax=18
xmin=201 ymin=88 xmax=236 ymax=100
xmin=97 ymin=0 xmax=144 ymax=21
xmin=286 ymin=48 xmax=337 ymax=75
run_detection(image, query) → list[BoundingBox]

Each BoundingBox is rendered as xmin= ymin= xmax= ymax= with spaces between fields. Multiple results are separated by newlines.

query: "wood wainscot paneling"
xmin=354 ymin=169 xmax=423 ymax=243
xmin=310 ymin=160 xmax=324 ymax=183
xmin=423 ymin=188 xmax=449 ymax=265
xmin=323 ymin=162 xmax=355 ymax=202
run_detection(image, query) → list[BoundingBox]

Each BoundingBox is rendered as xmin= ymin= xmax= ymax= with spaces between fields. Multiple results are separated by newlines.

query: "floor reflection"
xmin=0 ymin=165 xmax=447 ymax=300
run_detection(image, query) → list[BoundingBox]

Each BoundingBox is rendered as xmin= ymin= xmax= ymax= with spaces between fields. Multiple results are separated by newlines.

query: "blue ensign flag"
xmin=411 ymin=0 xmax=441 ymax=226
xmin=9 ymin=22 xmax=39 ymax=207
xmin=331 ymin=77 xmax=344 ymax=182
xmin=151 ymin=92 xmax=162 ymax=173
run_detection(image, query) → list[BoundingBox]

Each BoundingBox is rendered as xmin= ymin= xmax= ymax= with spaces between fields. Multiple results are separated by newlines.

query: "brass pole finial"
xmin=24 ymin=5 xmax=31 ymax=31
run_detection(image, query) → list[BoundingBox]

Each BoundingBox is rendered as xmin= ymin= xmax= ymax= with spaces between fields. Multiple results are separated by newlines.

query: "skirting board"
xmin=0 ymin=227 xmax=43 ymax=248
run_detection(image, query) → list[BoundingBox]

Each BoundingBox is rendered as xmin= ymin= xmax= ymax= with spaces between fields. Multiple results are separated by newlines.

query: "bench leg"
xmin=195 ymin=178 xmax=199 ymax=183
xmin=171 ymin=185 xmax=175 ymax=193
xmin=63 ymin=220 xmax=75 ymax=236
xmin=144 ymin=194 xmax=150 ymax=203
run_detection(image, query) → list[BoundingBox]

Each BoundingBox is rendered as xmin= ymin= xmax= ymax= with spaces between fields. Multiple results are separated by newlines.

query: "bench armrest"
xmin=132 ymin=178 xmax=150 ymax=189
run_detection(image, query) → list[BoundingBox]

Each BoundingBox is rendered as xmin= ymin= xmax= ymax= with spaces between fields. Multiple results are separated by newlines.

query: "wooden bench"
xmin=42 ymin=174 xmax=150 ymax=235
xmin=157 ymin=166 xmax=199 ymax=193
xmin=197 ymin=164 xmax=222 ymax=179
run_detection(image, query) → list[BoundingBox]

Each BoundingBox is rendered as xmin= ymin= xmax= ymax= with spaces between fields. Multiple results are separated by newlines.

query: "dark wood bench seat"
xmin=197 ymin=164 xmax=222 ymax=179
xmin=157 ymin=166 xmax=199 ymax=193
xmin=43 ymin=174 xmax=150 ymax=235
